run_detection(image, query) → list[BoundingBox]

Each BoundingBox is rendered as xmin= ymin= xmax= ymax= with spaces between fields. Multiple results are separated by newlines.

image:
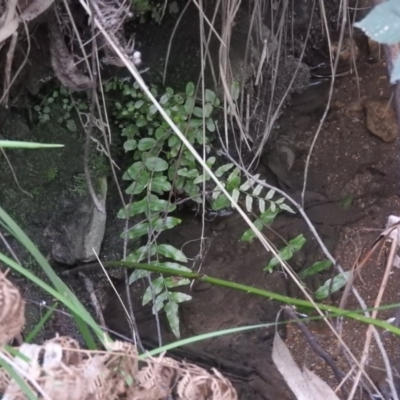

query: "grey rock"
xmin=46 ymin=177 xmax=107 ymax=265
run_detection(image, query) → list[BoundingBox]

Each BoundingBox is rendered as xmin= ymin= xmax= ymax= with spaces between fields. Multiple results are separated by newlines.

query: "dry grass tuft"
xmin=0 ymin=270 xmax=237 ymax=400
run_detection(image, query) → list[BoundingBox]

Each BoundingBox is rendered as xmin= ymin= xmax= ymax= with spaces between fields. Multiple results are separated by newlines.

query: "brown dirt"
xmin=105 ymin=56 xmax=400 ymax=399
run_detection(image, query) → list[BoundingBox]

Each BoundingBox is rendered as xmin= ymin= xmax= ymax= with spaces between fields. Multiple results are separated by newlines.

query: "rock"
xmin=46 ymin=177 xmax=107 ymax=265
xmin=266 ymin=145 xmax=296 ymax=189
xmin=363 ymin=98 xmax=398 ymax=142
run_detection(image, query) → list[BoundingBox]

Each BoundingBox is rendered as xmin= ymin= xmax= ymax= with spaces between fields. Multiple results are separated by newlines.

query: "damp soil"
xmin=102 ymin=58 xmax=400 ymax=399
xmin=1 ymin=3 xmax=399 ymax=399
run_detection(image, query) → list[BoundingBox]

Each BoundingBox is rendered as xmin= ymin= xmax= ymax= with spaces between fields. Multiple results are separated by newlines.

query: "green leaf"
xmin=245 ymin=194 xmax=253 ymax=212
xmin=253 ymin=184 xmax=263 ymax=196
xmin=124 ymin=161 xmax=145 ymax=180
xmin=186 ymin=82 xmax=195 ymax=97
xmin=174 ymin=94 xmax=184 ymax=104
xmin=126 ymin=244 xmax=157 ymax=262
xmin=178 ymin=168 xmax=198 ymax=178
xmin=354 ymin=1 xmax=400 ymax=45
xmin=135 ymin=99 xmax=145 ymax=109
xmin=124 ymin=139 xmax=137 ymax=152
xmin=160 ymin=93 xmax=171 ymax=104
xmin=288 ymin=234 xmax=306 ymax=252
xmin=169 ymin=292 xmax=192 ymax=303
xmin=204 ymin=103 xmax=213 ymax=118
xmin=136 ymin=115 xmax=147 ymax=127
xmin=231 ymin=188 xmax=240 ymax=206
xmin=142 ymin=277 xmax=164 ymax=306
xmin=212 ymin=194 xmax=230 ymax=210
xmin=175 ymin=176 xmax=185 ymax=190
xmin=206 ymin=157 xmax=216 ymax=167
xmin=66 ymin=119 xmax=77 ymax=132
xmin=149 ymin=104 xmax=158 ymax=115
xmin=184 ymin=181 xmax=199 ymax=197
xmin=165 ymin=301 xmax=180 ymax=337
xmin=155 ymin=127 xmax=169 ymax=140
xmin=205 ymin=89 xmax=217 ymax=105
xmin=299 ymin=260 xmax=332 ymax=279
xmin=122 ymin=124 xmax=139 ymax=136
xmin=148 ymin=196 xmax=176 ymax=213
xmin=264 ymin=246 xmax=294 ymax=272
xmin=138 ymin=138 xmax=157 ymax=151
xmin=144 ymin=156 xmax=168 ymax=172
xmin=125 ymin=221 xmax=149 ymax=239
xmin=150 ymin=176 xmax=172 ymax=192
xmin=259 ymin=198 xmax=265 ymax=213
xmin=154 ymin=217 xmax=181 ymax=232
xmin=184 ymin=97 xmax=195 ymax=114
xmin=118 ymin=198 xmax=147 ymax=218
xmin=315 ymin=271 xmax=351 ymax=300
xmin=189 ymin=118 xmax=203 ymax=128
xmin=125 ymin=178 xmax=147 ymax=195
xmin=129 ymin=269 xmax=148 ymax=284
xmin=215 ymin=163 xmax=234 ymax=177
xmin=164 ymin=277 xmax=191 ymax=288
xmin=206 ymin=118 xmax=215 ymax=132
xmin=168 ymin=161 xmax=178 ymax=181
xmin=193 ymin=173 xmax=210 ymax=184
xmin=231 ymin=81 xmax=240 ymax=101
xmin=279 ymin=203 xmax=296 ymax=214
xmin=168 ymin=134 xmax=180 ymax=148
xmin=154 ymin=291 xmax=169 ymax=312
xmin=193 ymin=107 xmax=203 ymax=118
xmin=157 ymin=244 xmax=188 ymax=262
xmin=227 ymin=175 xmax=241 ymax=191
xmin=259 ymin=208 xmax=280 ymax=224
xmin=241 ymin=219 xmax=263 ymax=242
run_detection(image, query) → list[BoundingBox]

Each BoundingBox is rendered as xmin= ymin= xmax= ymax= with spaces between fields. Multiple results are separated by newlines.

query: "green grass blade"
xmin=0 ymin=206 xmax=105 ymax=344
xmin=0 ymin=140 xmax=64 ymax=149
xmin=0 ymin=356 xmax=38 ymax=399
xmin=71 ymin=311 xmax=97 ymax=350
xmin=106 ymin=261 xmax=400 ymax=336
xmin=25 ymin=303 xmax=59 ymax=344
xmin=143 ymin=323 xmax=270 ymax=358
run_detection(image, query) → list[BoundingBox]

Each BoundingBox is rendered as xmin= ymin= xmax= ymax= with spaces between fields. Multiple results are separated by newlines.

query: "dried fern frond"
xmin=0 ymin=272 xmax=237 ymax=400
xmin=0 ymin=270 xmax=25 ymax=346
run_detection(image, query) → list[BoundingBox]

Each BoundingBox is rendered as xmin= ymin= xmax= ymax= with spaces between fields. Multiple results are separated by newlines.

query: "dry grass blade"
xmin=272 ymin=332 xmax=340 ymax=400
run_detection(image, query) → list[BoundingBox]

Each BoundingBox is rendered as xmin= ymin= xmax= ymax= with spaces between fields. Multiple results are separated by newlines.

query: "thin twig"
xmin=2 ymin=31 xmax=18 ymax=107
xmin=0 ymin=13 xmax=31 ymax=105
xmin=301 ymin=0 xmax=345 ymax=207
xmin=283 ymin=306 xmax=346 ymax=396
xmin=348 ymin=231 xmax=400 ymax=400
xmin=0 ymin=231 xmax=21 ymax=265
xmin=82 ymin=5 xmax=106 ymax=214
xmin=0 ymin=147 xmax=33 ymax=198
xmin=78 ymin=271 xmax=106 ymax=327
